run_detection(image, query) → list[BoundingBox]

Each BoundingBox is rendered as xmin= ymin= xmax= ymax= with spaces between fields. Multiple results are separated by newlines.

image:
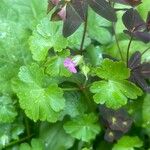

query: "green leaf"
xmin=45 ymin=51 xmax=71 ymax=77
xmin=0 ymin=121 xmax=24 ymax=148
xmin=87 ymin=8 xmax=112 ymax=44
xmin=0 ymin=96 xmax=17 ymax=123
xmin=63 ymin=113 xmax=101 ymax=142
xmin=137 ymin=0 xmax=150 ymax=20
xmin=93 ymin=59 xmax=130 ymax=80
xmin=0 ymin=20 xmax=32 ymax=95
xmin=86 ymin=45 xmax=103 ymax=66
xmin=39 ymin=122 xmax=74 ymax=150
xmin=12 ymin=63 xmax=65 ymax=122
xmin=106 ymin=40 xmax=150 ymax=61
xmin=62 ymin=91 xmax=87 ymax=118
xmin=1 ymin=0 xmax=48 ymax=29
xmin=29 ymin=18 xmax=68 ymax=61
xmin=142 ymin=94 xmax=150 ymax=128
xmin=20 ymin=139 xmax=44 ymax=150
xmin=90 ymin=59 xmax=143 ymax=109
xmin=112 ymin=136 xmax=143 ymax=150
xmin=67 ymin=25 xmax=91 ymax=49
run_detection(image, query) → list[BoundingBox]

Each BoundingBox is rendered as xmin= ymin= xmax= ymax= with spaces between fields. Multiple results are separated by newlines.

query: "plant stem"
xmin=81 ymin=87 xmax=95 ymax=112
xmin=4 ymin=134 xmax=34 ymax=148
xmin=126 ymin=36 xmax=133 ymax=67
xmin=80 ymin=11 xmax=88 ymax=52
xmin=24 ymin=116 xmax=30 ymax=137
xmin=78 ymin=141 xmax=84 ymax=150
xmin=62 ymin=87 xmax=80 ymax=91
xmin=115 ymin=8 xmax=128 ymax=11
xmin=141 ymin=46 xmax=150 ymax=56
xmin=112 ymin=23 xmax=124 ymax=60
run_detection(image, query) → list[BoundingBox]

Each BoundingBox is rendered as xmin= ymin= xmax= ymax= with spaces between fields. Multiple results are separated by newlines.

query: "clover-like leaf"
xmin=112 ymin=136 xmax=143 ymax=150
xmin=88 ymin=0 xmax=117 ymax=22
xmin=49 ymin=0 xmax=116 ymax=37
xmin=104 ymin=128 xmax=123 ymax=142
xmin=122 ymin=8 xmax=145 ymax=32
xmin=128 ymin=51 xmax=150 ymax=92
xmin=0 ymin=96 xmax=17 ymax=123
xmin=113 ymin=0 xmax=142 ymax=7
xmin=90 ymin=59 xmax=143 ymax=109
xmin=99 ymin=106 xmax=132 ymax=133
xmin=122 ymin=8 xmax=150 ymax=43
xmin=12 ymin=63 xmax=65 ymax=122
xmin=63 ymin=113 xmax=101 ymax=142
xmin=63 ymin=3 xmax=83 ymax=37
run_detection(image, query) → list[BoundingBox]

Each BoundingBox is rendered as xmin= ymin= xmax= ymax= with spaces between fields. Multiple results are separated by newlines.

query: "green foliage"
xmin=142 ymin=94 xmax=150 ymax=128
xmin=12 ymin=63 xmax=65 ymax=122
xmin=45 ymin=51 xmax=71 ymax=77
xmin=20 ymin=139 xmax=44 ymax=150
xmin=87 ymin=8 xmax=112 ymax=44
xmin=62 ymin=91 xmax=87 ymax=118
xmin=0 ymin=96 xmax=17 ymax=123
xmin=90 ymin=59 xmax=143 ymax=109
xmin=0 ymin=121 xmax=24 ymax=148
xmin=0 ymin=0 xmax=149 ymax=149
xmin=112 ymin=136 xmax=143 ymax=150
xmin=63 ymin=113 xmax=101 ymax=142
xmin=29 ymin=18 xmax=68 ymax=61
xmin=39 ymin=122 xmax=74 ymax=150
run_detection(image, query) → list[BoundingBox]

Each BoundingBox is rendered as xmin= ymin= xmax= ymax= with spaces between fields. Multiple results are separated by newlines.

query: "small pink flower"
xmin=52 ymin=0 xmax=59 ymax=5
xmin=64 ymin=58 xmax=77 ymax=73
xmin=58 ymin=5 xmax=66 ymax=21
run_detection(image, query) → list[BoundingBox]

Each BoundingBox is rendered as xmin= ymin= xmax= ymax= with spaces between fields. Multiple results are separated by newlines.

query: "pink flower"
xmin=51 ymin=0 xmax=59 ymax=5
xmin=64 ymin=58 xmax=77 ymax=73
xmin=58 ymin=5 xmax=66 ymax=21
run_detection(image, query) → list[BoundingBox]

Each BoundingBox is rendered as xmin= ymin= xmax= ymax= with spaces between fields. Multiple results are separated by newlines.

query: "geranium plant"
xmin=0 ymin=0 xmax=150 ymax=149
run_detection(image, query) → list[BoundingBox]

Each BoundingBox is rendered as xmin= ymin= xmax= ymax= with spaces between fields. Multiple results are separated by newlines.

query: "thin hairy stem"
xmin=80 ymin=11 xmax=88 ymax=52
xmin=112 ymin=23 xmax=124 ymax=60
xmin=62 ymin=87 xmax=80 ymax=91
xmin=141 ymin=46 xmax=150 ymax=56
xmin=115 ymin=8 xmax=129 ymax=11
xmin=126 ymin=36 xmax=133 ymax=67
xmin=4 ymin=134 xmax=34 ymax=148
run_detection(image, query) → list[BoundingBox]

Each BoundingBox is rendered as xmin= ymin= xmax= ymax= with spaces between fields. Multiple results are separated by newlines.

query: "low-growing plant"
xmin=0 ymin=0 xmax=150 ymax=149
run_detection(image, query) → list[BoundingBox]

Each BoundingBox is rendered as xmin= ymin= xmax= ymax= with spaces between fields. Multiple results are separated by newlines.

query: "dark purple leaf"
xmin=130 ymin=71 xmax=150 ymax=92
xmin=128 ymin=51 xmax=150 ymax=92
xmin=146 ymin=11 xmax=150 ymax=31
xmin=51 ymin=9 xmax=62 ymax=21
xmin=141 ymin=63 xmax=150 ymax=78
xmin=71 ymin=0 xmax=88 ymax=21
xmin=99 ymin=106 xmax=132 ymax=133
xmin=122 ymin=8 xmax=146 ymax=32
xmin=124 ymin=30 xmax=150 ymax=43
xmin=104 ymin=128 xmax=123 ymax=142
xmin=63 ymin=4 xmax=83 ymax=37
xmin=128 ymin=51 xmax=141 ymax=68
xmin=88 ymin=0 xmax=117 ymax=22
xmin=47 ymin=0 xmax=55 ymax=13
xmin=113 ymin=0 xmax=142 ymax=6
xmin=133 ymin=31 xmax=150 ymax=43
